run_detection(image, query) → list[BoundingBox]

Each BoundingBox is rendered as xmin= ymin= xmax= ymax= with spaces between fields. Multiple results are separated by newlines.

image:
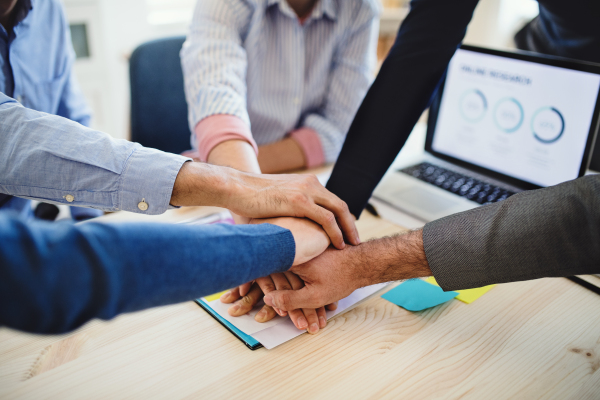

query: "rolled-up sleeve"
xmin=181 ymin=0 xmax=256 ymax=153
xmin=0 ymin=94 xmax=190 ymax=215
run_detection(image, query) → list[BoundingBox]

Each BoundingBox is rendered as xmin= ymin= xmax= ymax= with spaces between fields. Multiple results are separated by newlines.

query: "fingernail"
xmin=298 ymin=316 xmax=308 ymax=329
xmin=319 ymin=316 xmax=326 ymax=328
xmin=275 ymin=308 xmax=284 ymax=316
xmin=264 ymin=294 xmax=274 ymax=307
xmin=256 ymin=309 xmax=267 ymax=320
xmin=230 ymin=304 xmax=240 ymax=313
xmin=220 ymin=291 xmax=231 ymax=302
xmin=309 ymin=323 xmax=319 ymax=334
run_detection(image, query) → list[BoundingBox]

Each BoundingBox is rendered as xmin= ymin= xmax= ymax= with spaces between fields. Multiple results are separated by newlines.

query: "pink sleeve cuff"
xmin=289 ymin=127 xmax=325 ymax=168
xmin=194 ymin=115 xmax=258 ymax=162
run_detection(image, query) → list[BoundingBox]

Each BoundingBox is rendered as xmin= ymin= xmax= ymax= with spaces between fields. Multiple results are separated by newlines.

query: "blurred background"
xmin=63 ymin=0 xmax=540 ymax=141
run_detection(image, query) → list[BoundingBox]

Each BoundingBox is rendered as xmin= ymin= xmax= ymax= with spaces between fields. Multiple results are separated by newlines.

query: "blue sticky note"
xmin=382 ymin=279 xmax=459 ymax=311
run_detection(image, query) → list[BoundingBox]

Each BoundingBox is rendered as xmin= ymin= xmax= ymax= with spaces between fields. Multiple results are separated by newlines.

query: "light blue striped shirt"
xmin=181 ymin=0 xmax=379 ymax=164
xmin=0 ymin=93 xmax=189 ymax=215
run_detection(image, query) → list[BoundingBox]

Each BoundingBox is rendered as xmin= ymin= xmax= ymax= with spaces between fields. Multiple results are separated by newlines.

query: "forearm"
xmin=326 ymin=0 xmax=479 ymax=217
xmin=207 ymin=140 xmax=261 ymax=174
xmin=206 ymin=140 xmax=262 ymax=223
xmin=356 ymin=229 xmax=432 ymax=287
xmin=258 ymin=138 xmax=306 ymax=173
xmin=423 ymin=175 xmax=600 ymax=291
xmin=0 ymin=215 xmax=295 ymax=334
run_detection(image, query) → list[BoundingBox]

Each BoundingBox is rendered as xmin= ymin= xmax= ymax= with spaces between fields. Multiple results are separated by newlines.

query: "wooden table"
xmin=2 ymin=206 xmax=600 ymax=399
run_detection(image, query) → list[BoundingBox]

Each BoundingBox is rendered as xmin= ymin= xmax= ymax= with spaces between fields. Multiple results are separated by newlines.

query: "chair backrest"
xmin=129 ymin=36 xmax=191 ymax=154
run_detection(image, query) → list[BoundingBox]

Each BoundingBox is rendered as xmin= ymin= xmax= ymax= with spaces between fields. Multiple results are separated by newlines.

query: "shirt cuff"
xmin=289 ymin=127 xmax=325 ymax=168
xmin=118 ymin=146 xmax=191 ymax=215
xmin=194 ymin=115 xmax=258 ymax=162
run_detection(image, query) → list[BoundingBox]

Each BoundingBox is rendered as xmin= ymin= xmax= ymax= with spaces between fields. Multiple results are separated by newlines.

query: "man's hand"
xmin=220 ymin=217 xmax=336 ymax=334
xmin=264 ymin=247 xmax=361 ymax=310
xmin=264 ymin=230 xmax=432 ymax=311
xmin=170 ymin=162 xmax=360 ymax=249
xmin=220 ymin=276 xmax=338 ymax=334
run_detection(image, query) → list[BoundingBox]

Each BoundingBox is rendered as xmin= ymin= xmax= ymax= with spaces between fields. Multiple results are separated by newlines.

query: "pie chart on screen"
xmin=459 ymin=89 xmax=487 ymax=122
xmin=493 ymin=97 xmax=524 ymax=133
xmin=532 ymin=107 xmax=565 ymax=144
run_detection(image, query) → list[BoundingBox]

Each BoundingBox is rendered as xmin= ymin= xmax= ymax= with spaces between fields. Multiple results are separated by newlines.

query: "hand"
xmin=226 ymin=171 xmax=359 ymax=250
xmin=220 ymin=274 xmax=338 ymax=334
xmin=264 ymin=230 xmax=432 ymax=311
xmin=235 ymin=217 xmax=329 ymax=299
xmin=222 ymin=217 xmax=336 ymax=333
xmin=170 ymin=162 xmax=360 ymax=250
xmin=264 ymin=247 xmax=362 ymax=310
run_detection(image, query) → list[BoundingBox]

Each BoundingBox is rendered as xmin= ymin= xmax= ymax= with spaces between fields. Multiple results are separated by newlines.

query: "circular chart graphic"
xmin=531 ymin=107 xmax=565 ymax=144
xmin=493 ymin=97 xmax=524 ymax=133
xmin=459 ymin=89 xmax=487 ymax=122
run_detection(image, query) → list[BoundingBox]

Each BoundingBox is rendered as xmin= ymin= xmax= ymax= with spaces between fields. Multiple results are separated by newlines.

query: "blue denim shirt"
xmin=0 ymin=0 xmax=99 ymax=218
xmin=0 ymin=212 xmax=295 ymax=334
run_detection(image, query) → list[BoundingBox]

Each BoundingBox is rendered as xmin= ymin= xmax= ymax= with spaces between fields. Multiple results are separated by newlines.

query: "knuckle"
xmin=280 ymin=293 xmax=292 ymax=309
xmin=292 ymin=192 xmax=308 ymax=205
xmin=240 ymin=296 xmax=254 ymax=306
xmin=339 ymin=201 xmax=350 ymax=213
xmin=323 ymin=211 xmax=336 ymax=225
xmin=308 ymin=174 xmax=320 ymax=185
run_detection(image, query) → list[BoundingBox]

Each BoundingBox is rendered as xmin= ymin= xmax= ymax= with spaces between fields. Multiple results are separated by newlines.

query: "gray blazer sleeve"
xmin=423 ymin=174 xmax=600 ymax=291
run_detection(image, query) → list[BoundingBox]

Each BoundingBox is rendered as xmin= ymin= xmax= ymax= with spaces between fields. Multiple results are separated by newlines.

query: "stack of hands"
xmin=172 ymin=162 xmax=429 ymax=333
xmin=213 ymin=171 xmax=363 ymax=335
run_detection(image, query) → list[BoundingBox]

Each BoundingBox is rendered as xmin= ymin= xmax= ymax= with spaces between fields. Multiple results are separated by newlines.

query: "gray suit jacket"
xmin=423 ymin=174 xmax=600 ymax=291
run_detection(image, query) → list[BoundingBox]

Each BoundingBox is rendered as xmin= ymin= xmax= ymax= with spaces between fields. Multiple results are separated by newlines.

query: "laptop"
xmin=373 ymin=45 xmax=600 ymax=223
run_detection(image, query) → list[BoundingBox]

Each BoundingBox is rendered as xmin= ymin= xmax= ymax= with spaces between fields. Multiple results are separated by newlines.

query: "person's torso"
xmin=0 ymin=0 xmax=74 ymax=114
xmin=241 ymin=0 xmax=374 ymax=144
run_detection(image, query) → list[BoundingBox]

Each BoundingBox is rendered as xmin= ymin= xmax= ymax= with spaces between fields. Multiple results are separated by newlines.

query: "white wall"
xmin=64 ymin=0 xmax=196 ymax=140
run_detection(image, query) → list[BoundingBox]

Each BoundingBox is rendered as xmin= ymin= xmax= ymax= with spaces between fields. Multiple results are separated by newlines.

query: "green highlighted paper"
xmin=382 ymin=279 xmax=458 ymax=311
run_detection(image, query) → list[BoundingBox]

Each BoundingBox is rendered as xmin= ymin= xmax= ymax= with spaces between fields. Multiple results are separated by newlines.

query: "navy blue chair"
xmin=129 ymin=36 xmax=191 ymax=155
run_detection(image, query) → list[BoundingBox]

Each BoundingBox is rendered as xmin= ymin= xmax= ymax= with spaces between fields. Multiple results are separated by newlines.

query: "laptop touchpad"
xmin=394 ymin=187 xmax=460 ymax=215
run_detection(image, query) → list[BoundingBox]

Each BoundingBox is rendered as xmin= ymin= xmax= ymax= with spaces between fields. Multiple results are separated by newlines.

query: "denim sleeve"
xmin=0 ymin=94 xmax=190 ymax=215
xmin=0 ymin=213 xmax=295 ymax=334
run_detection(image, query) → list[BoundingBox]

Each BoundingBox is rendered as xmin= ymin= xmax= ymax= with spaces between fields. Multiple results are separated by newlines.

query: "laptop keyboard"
xmin=400 ymin=162 xmax=516 ymax=205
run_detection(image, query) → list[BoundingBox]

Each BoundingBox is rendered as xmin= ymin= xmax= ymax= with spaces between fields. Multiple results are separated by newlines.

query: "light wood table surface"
xmin=2 ymin=201 xmax=600 ymax=399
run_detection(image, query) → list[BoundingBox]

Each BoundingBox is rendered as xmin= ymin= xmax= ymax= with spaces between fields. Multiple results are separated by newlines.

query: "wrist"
xmin=170 ymin=162 xmax=231 ymax=208
xmin=355 ymin=229 xmax=431 ymax=286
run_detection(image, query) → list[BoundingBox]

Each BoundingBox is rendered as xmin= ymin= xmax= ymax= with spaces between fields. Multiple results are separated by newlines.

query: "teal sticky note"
xmin=382 ymin=279 xmax=458 ymax=311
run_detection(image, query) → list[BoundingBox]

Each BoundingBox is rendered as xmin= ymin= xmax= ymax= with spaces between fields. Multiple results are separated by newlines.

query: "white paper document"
xmin=203 ymin=283 xmax=389 ymax=349
xmin=205 ymin=299 xmax=284 ymax=335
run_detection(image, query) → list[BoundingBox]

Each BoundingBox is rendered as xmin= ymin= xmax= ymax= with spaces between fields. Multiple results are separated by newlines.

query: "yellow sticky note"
xmin=425 ymin=277 xmax=495 ymax=304
xmin=203 ymin=290 xmax=229 ymax=302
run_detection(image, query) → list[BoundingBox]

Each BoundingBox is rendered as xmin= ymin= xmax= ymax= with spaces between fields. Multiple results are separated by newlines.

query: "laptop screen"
xmin=429 ymin=47 xmax=600 ymax=188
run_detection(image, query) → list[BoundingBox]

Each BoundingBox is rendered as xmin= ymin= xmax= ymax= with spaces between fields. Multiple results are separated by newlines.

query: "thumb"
xmin=264 ymin=287 xmax=319 ymax=311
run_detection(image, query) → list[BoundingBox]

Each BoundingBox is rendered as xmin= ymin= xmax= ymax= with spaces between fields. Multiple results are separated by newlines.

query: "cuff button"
xmin=137 ymin=199 xmax=149 ymax=211
xmin=65 ymin=194 xmax=74 ymax=203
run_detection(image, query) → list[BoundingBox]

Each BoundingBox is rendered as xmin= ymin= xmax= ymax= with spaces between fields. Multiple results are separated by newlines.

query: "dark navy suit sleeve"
xmin=326 ymin=0 xmax=479 ymax=217
xmin=0 ymin=214 xmax=295 ymax=334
